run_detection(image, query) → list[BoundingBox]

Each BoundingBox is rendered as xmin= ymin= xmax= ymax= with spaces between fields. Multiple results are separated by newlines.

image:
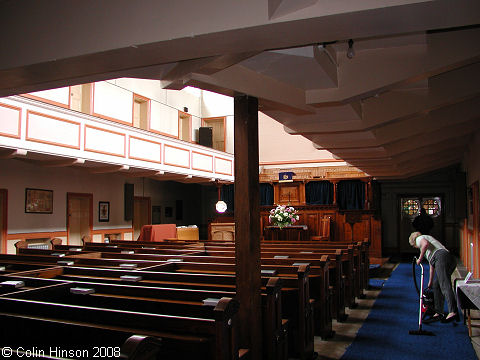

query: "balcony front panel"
xmin=0 ymin=95 xmax=234 ymax=182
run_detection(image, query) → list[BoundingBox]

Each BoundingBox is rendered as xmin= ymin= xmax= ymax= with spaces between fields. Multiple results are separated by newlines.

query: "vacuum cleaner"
xmin=409 ymin=257 xmax=435 ymax=336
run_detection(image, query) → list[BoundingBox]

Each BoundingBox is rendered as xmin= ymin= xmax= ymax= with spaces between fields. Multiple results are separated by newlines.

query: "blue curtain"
xmin=306 ymin=181 xmax=333 ymax=205
xmin=338 ymin=180 xmax=365 ymax=210
xmin=260 ymin=183 xmax=274 ymax=206
xmin=220 ymin=184 xmax=235 ymax=212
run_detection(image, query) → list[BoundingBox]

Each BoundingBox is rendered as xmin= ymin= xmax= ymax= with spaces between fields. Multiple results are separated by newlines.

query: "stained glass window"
xmin=402 ymin=199 xmax=420 ymax=217
xmin=422 ymin=198 xmax=441 ymax=217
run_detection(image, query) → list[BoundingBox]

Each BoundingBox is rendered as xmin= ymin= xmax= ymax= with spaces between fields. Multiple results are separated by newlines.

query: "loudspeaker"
xmin=199 ymin=127 xmax=213 ymax=148
xmin=124 ymin=183 xmax=134 ymax=221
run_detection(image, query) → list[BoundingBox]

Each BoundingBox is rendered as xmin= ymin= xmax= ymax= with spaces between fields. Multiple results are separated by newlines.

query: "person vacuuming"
xmin=409 ymin=231 xmax=459 ymax=323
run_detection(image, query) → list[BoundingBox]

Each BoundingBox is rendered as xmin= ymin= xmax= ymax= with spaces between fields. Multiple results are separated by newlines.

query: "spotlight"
xmin=347 ymin=39 xmax=355 ymax=59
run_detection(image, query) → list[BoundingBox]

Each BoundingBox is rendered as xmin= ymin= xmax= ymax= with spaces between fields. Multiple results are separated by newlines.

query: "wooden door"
xmin=204 ymin=117 xmax=225 ymax=151
xmin=178 ymin=112 xmax=191 ymax=142
xmin=0 ymin=189 xmax=6 ymax=254
xmin=67 ymin=193 xmax=92 ymax=246
xmin=70 ymin=85 xmax=83 ymax=112
xmin=133 ymin=197 xmax=151 ymax=240
xmin=70 ymin=84 xmax=92 ymax=113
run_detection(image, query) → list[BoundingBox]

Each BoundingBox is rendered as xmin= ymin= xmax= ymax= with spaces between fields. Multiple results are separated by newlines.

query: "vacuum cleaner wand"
xmin=409 ymin=257 xmax=435 ymax=336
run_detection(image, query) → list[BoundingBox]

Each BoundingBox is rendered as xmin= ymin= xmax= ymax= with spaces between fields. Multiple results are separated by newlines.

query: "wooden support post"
xmin=364 ymin=180 xmax=369 ymax=210
xmin=234 ymin=95 xmax=262 ymax=359
xmin=332 ymin=180 xmax=338 ymax=205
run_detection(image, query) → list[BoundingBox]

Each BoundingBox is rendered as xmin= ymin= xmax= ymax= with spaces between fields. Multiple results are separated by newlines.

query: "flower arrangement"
xmin=269 ymin=204 xmax=299 ymax=229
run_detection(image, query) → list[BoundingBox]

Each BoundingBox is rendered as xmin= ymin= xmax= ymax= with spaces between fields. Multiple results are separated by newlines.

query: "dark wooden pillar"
xmin=234 ymin=95 xmax=262 ymax=359
xmin=363 ymin=180 xmax=369 ymax=209
xmin=332 ymin=180 xmax=338 ymax=205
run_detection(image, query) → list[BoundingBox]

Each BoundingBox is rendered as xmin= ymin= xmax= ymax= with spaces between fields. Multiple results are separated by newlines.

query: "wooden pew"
xmin=8 ymin=269 xmax=286 ymax=360
xmin=71 ymin=237 xmax=368 ymax=296
xmin=0 ymin=253 xmax=168 ymax=270
xmin=0 ymin=261 xmax=61 ymax=275
xmin=145 ymin=261 xmax=316 ymax=358
xmin=0 ymin=274 xmax=68 ymax=295
xmin=205 ymin=242 xmax=364 ymax=308
xmin=0 ymin=314 xmax=162 ymax=359
xmin=190 ymin=247 xmax=348 ymax=322
xmin=85 ymin=237 xmax=366 ymax=321
xmin=36 ymin=240 xmax=343 ymax=330
xmin=50 ymin=238 xmax=354 ymax=323
xmin=0 ymin=283 xmax=244 ymax=360
xmin=84 ymin=250 xmax=333 ymax=339
xmin=262 ymin=239 xmax=370 ymax=296
xmin=13 ymin=264 xmax=313 ymax=360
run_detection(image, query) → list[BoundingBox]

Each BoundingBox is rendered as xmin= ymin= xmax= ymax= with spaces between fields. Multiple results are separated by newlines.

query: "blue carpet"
xmin=368 ymin=279 xmax=385 ymax=289
xmin=341 ymin=263 xmax=476 ymax=360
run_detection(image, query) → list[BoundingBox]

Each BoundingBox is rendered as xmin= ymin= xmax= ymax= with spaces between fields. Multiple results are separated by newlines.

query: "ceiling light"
xmin=215 ymin=200 xmax=227 ymax=213
xmin=347 ymin=39 xmax=355 ymax=59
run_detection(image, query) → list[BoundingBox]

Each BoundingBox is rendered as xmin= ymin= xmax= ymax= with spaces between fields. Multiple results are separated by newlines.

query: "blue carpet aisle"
xmin=341 ymin=263 xmax=476 ymax=360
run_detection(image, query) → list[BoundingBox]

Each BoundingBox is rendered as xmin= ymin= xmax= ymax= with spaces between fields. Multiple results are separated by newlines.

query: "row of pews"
xmin=0 ymin=236 xmax=370 ymax=360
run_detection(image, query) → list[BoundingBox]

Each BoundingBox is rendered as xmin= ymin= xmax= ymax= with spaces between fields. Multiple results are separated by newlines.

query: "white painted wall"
xmin=202 ymin=90 xmax=234 ymax=118
xmin=0 ymin=158 xmax=217 ymax=238
xmin=150 ymin=101 xmax=179 ymax=137
xmin=94 ymin=81 xmax=133 ymax=123
xmin=258 ymin=111 xmax=340 ymax=166
xmin=29 ymin=87 xmax=70 ymax=106
xmin=1 ymin=159 xmax=133 ymax=233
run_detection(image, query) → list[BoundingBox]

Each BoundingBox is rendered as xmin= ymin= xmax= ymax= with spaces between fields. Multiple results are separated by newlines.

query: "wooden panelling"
xmin=0 ymin=102 xmax=21 ymax=139
xmin=370 ymin=218 xmax=382 ymax=258
xmin=84 ymin=125 xmax=126 ymax=157
xmin=261 ymin=206 xmax=336 ymax=239
xmin=260 ymin=206 xmax=382 ymax=257
xmin=129 ymin=136 xmax=162 ymax=163
xmin=273 ymin=182 xmax=305 ymax=206
xmin=26 ymin=110 xmax=81 ymax=149
xmin=210 ymin=223 xmax=235 ymax=241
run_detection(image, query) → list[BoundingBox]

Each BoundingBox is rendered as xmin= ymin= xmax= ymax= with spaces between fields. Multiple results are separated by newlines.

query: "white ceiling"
xmin=1 ymin=0 xmax=479 ymax=179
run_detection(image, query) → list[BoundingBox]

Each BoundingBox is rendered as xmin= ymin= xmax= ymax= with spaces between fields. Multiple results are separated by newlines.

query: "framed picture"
xmin=25 ymin=188 xmax=53 ymax=214
xmin=99 ymin=201 xmax=110 ymax=222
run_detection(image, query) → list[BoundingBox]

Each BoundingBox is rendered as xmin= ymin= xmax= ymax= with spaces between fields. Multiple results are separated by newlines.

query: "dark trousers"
xmin=431 ymin=249 xmax=457 ymax=314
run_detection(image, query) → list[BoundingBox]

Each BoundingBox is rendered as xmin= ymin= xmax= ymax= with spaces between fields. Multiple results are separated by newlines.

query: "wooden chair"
xmin=311 ymin=217 xmax=332 ymax=241
xmin=81 ymin=235 xmax=92 ymax=246
xmin=14 ymin=240 xmax=28 ymax=254
xmin=50 ymin=238 xmax=63 ymax=248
